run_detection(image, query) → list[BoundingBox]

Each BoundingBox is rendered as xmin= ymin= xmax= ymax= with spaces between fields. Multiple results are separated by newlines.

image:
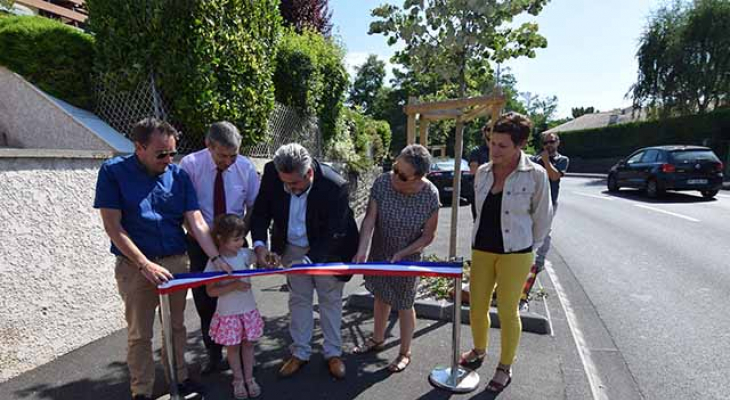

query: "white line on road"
xmin=633 ymin=204 xmax=700 ymax=222
xmin=545 ymin=264 xmax=608 ymax=400
xmin=715 ymin=193 xmax=730 ymax=199
xmin=572 ymin=192 xmax=614 ymax=201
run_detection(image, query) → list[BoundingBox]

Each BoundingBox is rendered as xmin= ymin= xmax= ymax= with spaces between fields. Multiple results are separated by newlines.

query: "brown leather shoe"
xmin=278 ymin=356 xmax=307 ymax=378
xmin=327 ymin=357 xmax=346 ymax=379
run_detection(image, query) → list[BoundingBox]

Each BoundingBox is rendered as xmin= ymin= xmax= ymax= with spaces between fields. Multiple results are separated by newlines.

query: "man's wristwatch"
xmin=210 ymin=255 xmax=221 ymax=263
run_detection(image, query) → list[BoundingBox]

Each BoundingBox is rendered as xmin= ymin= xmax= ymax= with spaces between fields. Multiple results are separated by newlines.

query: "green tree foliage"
xmin=630 ymin=0 xmax=730 ymax=117
xmin=88 ymin=0 xmax=281 ymax=147
xmin=334 ymin=107 xmax=392 ymax=171
xmin=572 ymin=106 xmax=597 ymax=118
xmin=279 ymin=0 xmax=332 ymax=36
xmin=349 ymin=54 xmax=386 ymax=115
xmin=274 ymin=28 xmax=348 ymax=145
xmin=370 ymin=0 xmax=549 ymax=97
xmin=0 ymin=16 xmax=95 ymax=110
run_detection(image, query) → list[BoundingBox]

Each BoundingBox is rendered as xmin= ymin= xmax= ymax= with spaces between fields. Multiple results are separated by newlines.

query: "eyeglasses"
xmin=155 ymin=150 xmax=178 ymax=159
xmin=543 ymin=140 xmax=557 ymax=145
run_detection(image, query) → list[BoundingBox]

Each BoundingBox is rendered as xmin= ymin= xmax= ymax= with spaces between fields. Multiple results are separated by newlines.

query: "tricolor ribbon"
xmin=157 ymin=261 xmax=463 ymax=295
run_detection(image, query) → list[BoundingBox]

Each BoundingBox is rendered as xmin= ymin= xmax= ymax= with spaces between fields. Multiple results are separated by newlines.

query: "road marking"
xmin=716 ymin=193 xmax=730 ymax=199
xmin=633 ymin=204 xmax=700 ymax=222
xmin=545 ymin=263 xmax=608 ymax=400
xmin=573 ymin=192 xmax=614 ymax=201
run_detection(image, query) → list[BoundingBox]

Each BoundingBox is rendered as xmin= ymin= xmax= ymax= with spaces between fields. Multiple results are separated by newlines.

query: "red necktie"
xmin=214 ymin=168 xmax=226 ymax=217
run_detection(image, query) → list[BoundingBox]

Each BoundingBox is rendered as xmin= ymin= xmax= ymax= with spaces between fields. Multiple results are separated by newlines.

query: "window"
xmin=626 ymin=152 xmax=645 ymax=164
xmin=641 ymin=149 xmax=659 ymax=163
xmin=670 ymin=150 xmax=719 ymax=163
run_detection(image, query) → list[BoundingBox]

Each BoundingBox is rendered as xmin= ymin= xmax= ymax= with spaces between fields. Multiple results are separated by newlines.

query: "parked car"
xmin=607 ymin=145 xmax=724 ymax=198
xmin=426 ymin=158 xmax=474 ymax=205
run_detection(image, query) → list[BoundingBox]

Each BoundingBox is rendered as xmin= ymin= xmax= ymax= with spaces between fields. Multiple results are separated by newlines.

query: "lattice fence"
xmin=94 ymin=74 xmax=322 ymax=157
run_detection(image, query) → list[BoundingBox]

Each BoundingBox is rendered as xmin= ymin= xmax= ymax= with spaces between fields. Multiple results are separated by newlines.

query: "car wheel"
xmin=607 ymin=174 xmax=620 ymax=192
xmin=700 ymin=189 xmax=719 ymax=199
xmin=646 ymin=179 xmax=663 ymax=198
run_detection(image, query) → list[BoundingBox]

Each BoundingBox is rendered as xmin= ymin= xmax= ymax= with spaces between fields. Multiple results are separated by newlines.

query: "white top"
xmin=179 ymin=148 xmax=260 ymax=226
xmin=472 ymin=151 xmax=553 ymax=252
xmin=204 ymin=248 xmax=258 ymax=316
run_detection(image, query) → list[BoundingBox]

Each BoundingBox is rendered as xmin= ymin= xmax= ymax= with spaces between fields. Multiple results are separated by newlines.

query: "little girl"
xmin=205 ymin=214 xmax=264 ymax=399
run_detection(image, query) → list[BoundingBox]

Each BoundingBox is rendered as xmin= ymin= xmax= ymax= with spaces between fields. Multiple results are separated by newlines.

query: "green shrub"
xmin=0 ymin=16 xmax=95 ymax=110
xmin=88 ymin=0 xmax=281 ymax=147
xmin=560 ymin=108 xmax=730 ymax=161
xmin=274 ymin=28 xmax=348 ymax=145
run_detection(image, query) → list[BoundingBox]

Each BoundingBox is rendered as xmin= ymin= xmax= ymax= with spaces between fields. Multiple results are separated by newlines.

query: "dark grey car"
xmin=607 ymin=145 xmax=724 ymax=198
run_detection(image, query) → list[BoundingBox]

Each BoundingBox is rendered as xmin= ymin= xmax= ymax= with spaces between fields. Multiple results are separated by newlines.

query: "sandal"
xmin=485 ymin=365 xmax=512 ymax=394
xmin=459 ymin=349 xmax=486 ymax=366
xmin=352 ymin=337 xmax=385 ymax=354
xmin=232 ymin=379 xmax=248 ymax=399
xmin=245 ymin=378 xmax=261 ymax=398
xmin=387 ymin=352 xmax=411 ymax=373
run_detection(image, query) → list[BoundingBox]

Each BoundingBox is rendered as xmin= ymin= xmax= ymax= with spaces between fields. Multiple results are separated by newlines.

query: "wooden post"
xmin=407 ymin=97 xmax=417 ymax=145
xmin=419 ymin=119 xmax=430 ymax=147
xmin=449 ymin=119 xmax=465 ymax=259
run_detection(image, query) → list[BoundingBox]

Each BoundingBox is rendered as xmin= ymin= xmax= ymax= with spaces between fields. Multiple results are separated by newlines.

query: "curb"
xmin=345 ymin=291 xmax=551 ymax=335
xmin=565 ymin=173 xmax=607 ymax=179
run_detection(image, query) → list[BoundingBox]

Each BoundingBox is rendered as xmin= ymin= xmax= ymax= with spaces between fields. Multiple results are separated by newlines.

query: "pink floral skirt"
xmin=209 ymin=309 xmax=264 ymax=346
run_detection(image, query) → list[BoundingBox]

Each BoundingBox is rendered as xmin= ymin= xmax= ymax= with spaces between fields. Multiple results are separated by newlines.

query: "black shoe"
xmin=519 ymin=299 xmax=529 ymax=312
xmin=177 ymin=379 xmax=204 ymax=396
xmin=132 ymin=395 xmax=153 ymax=400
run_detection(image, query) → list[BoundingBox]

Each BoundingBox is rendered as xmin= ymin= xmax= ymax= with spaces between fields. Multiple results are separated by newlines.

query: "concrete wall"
xmin=0 ymin=67 xmax=132 ymax=152
xmin=0 ymin=150 xmax=124 ymax=382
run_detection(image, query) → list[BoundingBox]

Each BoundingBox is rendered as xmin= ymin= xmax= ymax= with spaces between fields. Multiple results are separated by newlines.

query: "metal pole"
xmin=429 ymin=258 xmax=479 ymax=392
xmin=448 ymin=120 xmax=465 ymax=259
xmin=159 ymin=293 xmax=183 ymax=400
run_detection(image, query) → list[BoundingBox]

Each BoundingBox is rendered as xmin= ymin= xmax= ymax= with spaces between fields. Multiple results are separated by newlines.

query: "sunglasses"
xmin=155 ymin=150 xmax=178 ymax=159
xmin=393 ymin=166 xmax=418 ymax=182
xmin=543 ymin=140 xmax=557 ymax=145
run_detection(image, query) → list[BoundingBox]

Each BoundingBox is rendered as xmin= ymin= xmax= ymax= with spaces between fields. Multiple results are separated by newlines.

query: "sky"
xmin=329 ymin=0 xmax=663 ymax=119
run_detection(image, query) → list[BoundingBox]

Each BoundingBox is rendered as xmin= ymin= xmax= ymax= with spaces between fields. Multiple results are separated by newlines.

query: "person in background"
xmin=468 ymin=124 xmax=491 ymax=221
xmin=520 ymin=131 xmax=569 ymax=311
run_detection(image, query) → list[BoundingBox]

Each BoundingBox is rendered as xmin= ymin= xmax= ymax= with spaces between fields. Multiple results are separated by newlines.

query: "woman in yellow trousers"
xmin=460 ymin=112 xmax=553 ymax=394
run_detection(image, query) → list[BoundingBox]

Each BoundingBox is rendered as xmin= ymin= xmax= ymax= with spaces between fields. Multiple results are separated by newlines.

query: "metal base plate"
xmin=429 ymin=366 xmax=480 ymax=393
xmin=155 ymin=392 xmax=201 ymax=400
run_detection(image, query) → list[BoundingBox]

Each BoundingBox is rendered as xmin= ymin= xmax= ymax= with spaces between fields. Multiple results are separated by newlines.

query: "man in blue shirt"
xmin=94 ymin=118 xmax=231 ymax=400
xmin=521 ymin=131 xmax=569 ymax=311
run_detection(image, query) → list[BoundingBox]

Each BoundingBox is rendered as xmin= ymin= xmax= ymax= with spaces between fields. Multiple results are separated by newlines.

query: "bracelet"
xmin=211 ymin=255 xmax=221 ymax=263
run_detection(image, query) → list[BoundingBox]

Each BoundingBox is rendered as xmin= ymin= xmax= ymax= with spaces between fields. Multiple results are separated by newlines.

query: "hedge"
xmin=88 ymin=0 xmax=281 ymax=148
xmin=0 ymin=16 xmax=95 ymax=110
xmin=274 ymin=28 xmax=348 ymax=145
xmin=559 ymin=108 xmax=730 ymax=162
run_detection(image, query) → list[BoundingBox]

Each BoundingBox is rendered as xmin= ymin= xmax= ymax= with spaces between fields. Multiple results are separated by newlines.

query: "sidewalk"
xmin=0 ymin=206 xmax=585 ymax=400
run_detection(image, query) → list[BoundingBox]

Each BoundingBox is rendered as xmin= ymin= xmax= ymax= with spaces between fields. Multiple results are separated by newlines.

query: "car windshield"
xmin=432 ymin=160 xmax=469 ymax=171
xmin=670 ymin=150 xmax=719 ymax=163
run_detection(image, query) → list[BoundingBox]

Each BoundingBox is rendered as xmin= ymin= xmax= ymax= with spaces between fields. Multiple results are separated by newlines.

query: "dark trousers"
xmin=186 ymin=236 xmax=222 ymax=361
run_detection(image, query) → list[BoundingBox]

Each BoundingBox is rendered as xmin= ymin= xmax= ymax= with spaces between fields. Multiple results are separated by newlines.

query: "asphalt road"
xmin=552 ymin=177 xmax=730 ymax=400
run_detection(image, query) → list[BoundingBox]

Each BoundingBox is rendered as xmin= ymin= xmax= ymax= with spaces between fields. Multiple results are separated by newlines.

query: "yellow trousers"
xmin=469 ymin=249 xmax=533 ymax=365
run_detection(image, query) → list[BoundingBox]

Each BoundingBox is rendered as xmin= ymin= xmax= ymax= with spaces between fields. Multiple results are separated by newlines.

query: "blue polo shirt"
xmin=94 ymin=154 xmax=200 ymax=258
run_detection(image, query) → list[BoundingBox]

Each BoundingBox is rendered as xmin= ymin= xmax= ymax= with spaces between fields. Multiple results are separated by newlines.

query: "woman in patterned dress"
xmin=352 ymin=144 xmax=440 ymax=372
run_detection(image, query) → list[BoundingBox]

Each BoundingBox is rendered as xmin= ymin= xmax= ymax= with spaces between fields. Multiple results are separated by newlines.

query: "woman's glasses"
xmin=393 ymin=164 xmax=419 ymax=182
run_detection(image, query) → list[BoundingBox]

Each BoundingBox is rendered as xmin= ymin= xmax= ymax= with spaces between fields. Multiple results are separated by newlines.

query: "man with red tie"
xmin=179 ymin=121 xmax=260 ymax=374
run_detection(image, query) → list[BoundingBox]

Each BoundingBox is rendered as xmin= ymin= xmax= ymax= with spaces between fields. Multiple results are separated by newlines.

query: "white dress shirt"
xmin=179 ymin=148 xmax=260 ymax=225
xmin=287 ymin=185 xmax=311 ymax=248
